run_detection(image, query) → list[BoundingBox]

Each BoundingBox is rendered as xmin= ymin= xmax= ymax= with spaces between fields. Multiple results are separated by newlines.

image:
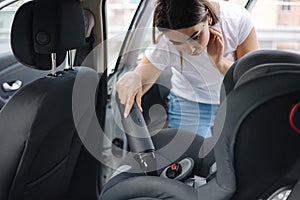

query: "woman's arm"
xmin=116 ymin=55 xmax=162 ymax=117
xmin=236 ymin=27 xmax=260 ymax=59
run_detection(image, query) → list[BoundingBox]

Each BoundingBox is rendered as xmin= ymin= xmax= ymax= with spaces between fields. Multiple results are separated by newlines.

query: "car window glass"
xmin=106 ymin=0 xmax=140 ymax=74
xmin=224 ymin=0 xmax=249 ymax=6
xmin=0 ymin=0 xmax=29 ymax=54
xmin=250 ymin=0 xmax=300 ymax=52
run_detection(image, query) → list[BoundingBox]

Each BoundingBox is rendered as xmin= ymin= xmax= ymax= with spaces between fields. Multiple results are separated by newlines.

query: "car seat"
xmin=0 ymin=0 xmax=99 ymax=199
xmin=99 ymin=50 xmax=300 ymax=200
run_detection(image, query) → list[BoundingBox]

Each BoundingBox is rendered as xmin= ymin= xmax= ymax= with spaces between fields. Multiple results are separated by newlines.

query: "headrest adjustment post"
xmin=67 ymin=50 xmax=73 ymax=69
xmin=51 ymin=53 xmax=57 ymax=75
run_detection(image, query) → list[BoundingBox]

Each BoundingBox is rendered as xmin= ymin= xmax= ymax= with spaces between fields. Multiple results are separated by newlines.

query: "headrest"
xmin=235 ymin=63 xmax=300 ymax=89
xmin=233 ymin=49 xmax=300 ymax=83
xmin=220 ymin=50 xmax=300 ymax=102
xmin=11 ymin=0 xmax=85 ymax=70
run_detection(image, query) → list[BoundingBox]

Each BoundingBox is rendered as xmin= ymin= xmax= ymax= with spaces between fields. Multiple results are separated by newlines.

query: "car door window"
xmin=0 ymin=0 xmax=29 ymax=54
xmin=106 ymin=0 xmax=140 ymax=74
xmin=250 ymin=0 xmax=300 ymax=52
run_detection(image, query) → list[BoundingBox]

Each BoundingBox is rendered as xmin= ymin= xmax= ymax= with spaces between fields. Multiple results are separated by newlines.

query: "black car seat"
xmin=99 ymin=50 xmax=300 ymax=200
xmin=0 ymin=0 xmax=99 ymax=200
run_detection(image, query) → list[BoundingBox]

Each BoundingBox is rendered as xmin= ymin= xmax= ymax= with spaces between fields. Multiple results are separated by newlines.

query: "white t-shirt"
xmin=145 ymin=1 xmax=254 ymax=104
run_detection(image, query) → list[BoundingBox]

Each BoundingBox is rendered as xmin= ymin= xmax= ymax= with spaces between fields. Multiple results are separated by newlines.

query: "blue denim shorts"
xmin=168 ymin=91 xmax=219 ymax=138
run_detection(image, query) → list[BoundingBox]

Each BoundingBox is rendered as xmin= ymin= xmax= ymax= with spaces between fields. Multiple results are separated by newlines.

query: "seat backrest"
xmin=210 ymin=61 xmax=300 ymax=199
xmin=0 ymin=1 xmax=98 ymax=199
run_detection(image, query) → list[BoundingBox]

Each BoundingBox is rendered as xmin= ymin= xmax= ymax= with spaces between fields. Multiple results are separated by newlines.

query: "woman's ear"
xmin=209 ymin=17 xmax=213 ymax=25
xmin=206 ymin=9 xmax=213 ymax=25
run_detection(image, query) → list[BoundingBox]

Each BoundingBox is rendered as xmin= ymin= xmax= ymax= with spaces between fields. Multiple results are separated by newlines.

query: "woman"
xmin=116 ymin=0 xmax=259 ymax=138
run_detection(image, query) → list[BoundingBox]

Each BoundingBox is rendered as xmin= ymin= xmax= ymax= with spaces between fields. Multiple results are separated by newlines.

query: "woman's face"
xmin=164 ymin=20 xmax=210 ymax=56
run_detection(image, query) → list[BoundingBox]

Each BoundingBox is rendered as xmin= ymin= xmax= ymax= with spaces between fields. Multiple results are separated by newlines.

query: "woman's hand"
xmin=116 ymin=71 xmax=143 ymax=118
xmin=207 ymin=26 xmax=224 ymax=66
xmin=207 ymin=26 xmax=229 ymax=74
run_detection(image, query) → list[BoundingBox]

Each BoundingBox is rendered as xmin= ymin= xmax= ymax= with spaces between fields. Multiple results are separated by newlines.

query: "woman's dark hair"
xmin=152 ymin=0 xmax=219 ymax=44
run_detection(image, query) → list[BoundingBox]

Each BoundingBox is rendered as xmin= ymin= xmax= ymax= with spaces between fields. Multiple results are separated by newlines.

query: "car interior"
xmin=0 ymin=0 xmax=300 ymax=199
